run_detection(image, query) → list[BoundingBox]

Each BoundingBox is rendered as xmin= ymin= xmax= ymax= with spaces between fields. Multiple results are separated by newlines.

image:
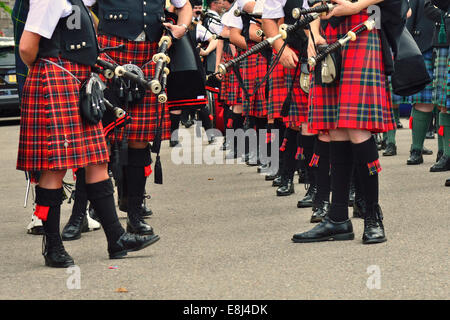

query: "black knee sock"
xmin=232 ymin=112 xmax=244 ymax=130
xmin=312 ymin=140 xmax=331 ymax=205
xmin=72 ymin=168 xmax=87 ymax=218
xmin=351 ymin=136 xmax=380 ymax=218
xmin=301 ymin=134 xmax=317 ymax=184
xmin=126 ymin=146 xmax=151 ymax=213
xmin=329 ymin=141 xmax=353 ymax=222
xmin=86 ymin=179 xmax=124 ymax=243
xmin=35 ymin=186 xmax=63 ymax=234
xmin=282 ymin=128 xmax=299 ymax=180
xmin=169 ymin=113 xmax=181 ymax=141
xmin=198 ymin=105 xmax=213 ymax=131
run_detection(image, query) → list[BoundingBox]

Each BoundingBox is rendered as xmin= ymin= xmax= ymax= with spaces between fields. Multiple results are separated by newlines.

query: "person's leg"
xmin=383 ymin=105 xmax=398 ymax=156
xmin=85 ymin=163 xmax=160 ymax=259
xmin=407 ymin=104 xmax=434 ymax=165
xmin=226 ymin=105 xmax=244 ymax=159
xmin=292 ymin=128 xmax=354 ymax=242
xmin=430 ymin=110 xmax=450 ymax=172
xmin=297 ymin=123 xmax=317 ymax=208
xmin=123 ymin=142 xmax=154 ymax=235
xmin=276 ymin=127 xmax=298 ymax=196
xmin=348 ymin=129 xmax=386 ymax=244
xmin=61 ymin=168 xmax=89 ymax=241
xmin=36 ymin=170 xmax=74 ymax=268
xmin=310 ymin=134 xmax=331 ymax=223
xmin=169 ymin=110 xmax=182 ymax=147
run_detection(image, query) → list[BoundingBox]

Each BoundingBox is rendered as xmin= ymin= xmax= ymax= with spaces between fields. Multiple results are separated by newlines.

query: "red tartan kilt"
xmin=17 ymin=57 xmax=109 ymax=172
xmin=269 ymin=53 xmax=308 ymax=127
xmin=241 ymin=41 xmax=267 ymax=118
xmin=308 ymin=13 xmax=395 ymax=133
xmin=220 ymin=50 xmax=242 ymax=106
xmin=98 ymin=35 xmax=170 ymax=142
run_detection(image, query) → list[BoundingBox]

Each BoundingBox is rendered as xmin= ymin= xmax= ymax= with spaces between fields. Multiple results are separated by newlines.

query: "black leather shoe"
xmin=353 ymin=197 xmax=366 ymax=219
xmin=310 ymin=200 xmax=330 ymax=223
xmin=140 ymin=203 xmax=153 ymax=218
xmin=257 ymin=163 xmax=270 ymax=174
xmin=109 ymin=232 xmax=160 ymax=259
xmin=362 ymin=204 xmax=387 ymax=244
xmin=445 ymin=178 xmax=450 ymax=187
xmin=425 ymin=130 xmax=435 ymax=139
xmin=61 ymin=213 xmax=88 ymax=241
xmin=377 ymin=139 xmax=387 ymax=150
xmin=430 ymin=154 xmax=450 ymax=172
xmin=436 ymin=150 xmax=443 ymax=163
xmin=272 ymin=175 xmax=283 ymax=187
xmin=396 ymin=120 xmax=403 ymax=129
xmin=276 ymin=178 xmax=295 ymax=196
xmin=208 ymin=135 xmax=216 ymax=144
xmin=422 ymin=146 xmax=433 ymax=155
xmin=43 ymin=233 xmax=75 ymax=268
xmin=407 ymin=149 xmax=423 ymax=165
xmin=297 ymin=184 xmax=317 ymax=208
xmin=382 ymin=143 xmax=397 ymax=156
xmin=292 ymin=216 xmax=354 ymax=243
xmin=126 ymin=198 xmax=155 ymax=236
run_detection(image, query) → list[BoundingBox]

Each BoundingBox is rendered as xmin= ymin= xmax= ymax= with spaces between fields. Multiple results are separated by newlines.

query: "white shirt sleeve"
xmin=83 ymin=0 xmax=97 ymax=6
xmin=171 ymin=0 xmax=187 ymax=9
xmin=206 ymin=10 xmax=223 ymax=35
xmin=227 ymin=2 xmax=244 ymax=29
xmin=196 ymin=24 xmax=213 ymax=42
xmin=262 ymin=0 xmax=309 ymax=19
xmin=24 ymin=0 xmax=72 ymax=39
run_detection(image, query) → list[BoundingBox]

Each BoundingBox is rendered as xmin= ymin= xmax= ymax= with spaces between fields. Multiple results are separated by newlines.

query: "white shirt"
xmin=262 ymin=0 xmax=309 ymax=19
xmin=25 ymin=0 xmax=188 ymax=39
xmin=206 ymin=9 xmax=223 ymax=35
xmin=196 ymin=23 xmax=213 ymax=42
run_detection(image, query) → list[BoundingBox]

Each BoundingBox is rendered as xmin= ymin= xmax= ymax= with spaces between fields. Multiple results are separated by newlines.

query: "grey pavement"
xmin=0 ymin=118 xmax=448 ymax=300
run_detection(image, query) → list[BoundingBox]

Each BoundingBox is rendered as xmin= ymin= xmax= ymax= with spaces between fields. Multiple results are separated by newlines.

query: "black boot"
xmin=86 ymin=179 xmax=160 ymax=259
xmin=362 ymin=204 xmax=386 ymax=244
xmin=125 ymin=146 xmax=155 ymax=235
xmin=297 ymin=184 xmax=317 ymax=208
xmin=407 ymin=148 xmax=423 ymax=165
xmin=62 ymin=168 xmax=89 ymax=241
xmin=276 ymin=177 xmax=295 ymax=196
xmin=35 ymin=186 xmax=74 ymax=268
xmin=310 ymin=200 xmax=330 ymax=223
xmin=429 ymin=155 xmax=450 ymax=172
xmin=43 ymin=233 xmax=75 ymax=268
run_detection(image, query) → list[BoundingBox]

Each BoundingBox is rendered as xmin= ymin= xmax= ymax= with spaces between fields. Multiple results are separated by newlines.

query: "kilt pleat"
xmin=268 ymin=51 xmax=308 ymax=126
xmin=409 ymin=49 xmax=434 ymax=105
xmin=431 ymin=46 xmax=449 ymax=109
xmin=240 ymin=41 xmax=268 ymax=118
xmin=98 ymin=34 xmax=170 ymax=142
xmin=220 ymin=50 xmax=242 ymax=106
xmin=308 ymin=12 xmax=395 ymax=133
xmin=17 ymin=57 xmax=109 ymax=172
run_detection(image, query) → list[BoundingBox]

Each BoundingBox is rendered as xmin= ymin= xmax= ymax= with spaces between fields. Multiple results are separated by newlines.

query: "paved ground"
xmin=0 ymin=118 xmax=448 ymax=300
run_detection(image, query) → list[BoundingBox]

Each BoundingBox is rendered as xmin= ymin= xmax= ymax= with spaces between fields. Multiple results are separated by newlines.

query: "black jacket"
xmin=424 ymin=0 xmax=450 ymax=46
xmin=407 ymin=0 xmax=436 ymax=52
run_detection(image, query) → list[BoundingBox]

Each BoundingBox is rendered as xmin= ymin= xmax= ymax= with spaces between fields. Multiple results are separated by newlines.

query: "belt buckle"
xmin=134 ymin=31 xmax=146 ymax=42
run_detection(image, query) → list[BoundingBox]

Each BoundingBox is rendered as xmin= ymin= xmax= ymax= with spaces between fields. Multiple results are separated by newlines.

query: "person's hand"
xmin=215 ymin=65 xmax=224 ymax=80
xmin=163 ymin=23 xmax=187 ymax=39
xmin=323 ymin=0 xmax=363 ymax=19
xmin=280 ymin=46 xmax=299 ymax=69
xmin=199 ymin=48 xmax=208 ymax=56
xmin=307 ymin=33 xmax=327 ymax=59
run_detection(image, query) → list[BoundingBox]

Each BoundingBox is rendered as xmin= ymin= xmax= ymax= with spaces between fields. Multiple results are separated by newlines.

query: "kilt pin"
xmin=17 ymin=57 xmax=109 ymax=172
xmin=308 ymin=13 xmax=395 ymax=133
xmin=98 ymin=34 xmax=171 ymax=143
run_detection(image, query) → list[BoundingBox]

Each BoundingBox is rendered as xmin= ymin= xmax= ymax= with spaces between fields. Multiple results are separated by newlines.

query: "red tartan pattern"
xmin=98 ymin=35 xmax=170 ymax=142
xmin=220 ymin=50 xmax=242 ymax=106
xmin=308 ymin=13 xmax=395 ymax=133
xmin=240 ymin=41 xmax=268 ymax=118
xmin=17 ymin=57 xmax=109 ymax=172
xmin=268 ymin=51 xmax=308 ymax=126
